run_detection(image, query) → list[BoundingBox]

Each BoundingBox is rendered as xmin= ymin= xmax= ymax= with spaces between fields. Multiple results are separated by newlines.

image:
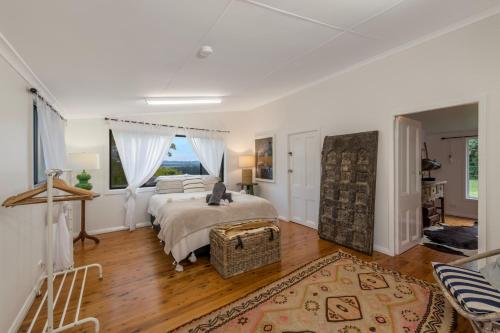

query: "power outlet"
xmin=38 ymin=260 xmax=45 ymax=270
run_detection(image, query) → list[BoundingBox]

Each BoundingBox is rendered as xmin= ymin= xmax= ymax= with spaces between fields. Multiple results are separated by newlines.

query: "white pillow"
xmin=155 ymin=174 xmax=189 ymax=183
xmin=182 ymin=177 xmax=205 ymax=193
xmin=203 ymin=176 xmax=220 ymax=191
xmin=156 ymin=179 xmax=184 ymax=194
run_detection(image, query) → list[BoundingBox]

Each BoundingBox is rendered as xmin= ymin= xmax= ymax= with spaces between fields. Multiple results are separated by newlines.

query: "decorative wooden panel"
xmin=318 ymin=131 xmax=378 ymax=255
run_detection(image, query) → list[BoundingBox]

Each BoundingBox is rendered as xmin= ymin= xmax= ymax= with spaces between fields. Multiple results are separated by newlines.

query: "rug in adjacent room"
xmin=422 ymin=225 xmax=478 ymax=257
xmin=172 ymin=251 xmax=455 ymax=333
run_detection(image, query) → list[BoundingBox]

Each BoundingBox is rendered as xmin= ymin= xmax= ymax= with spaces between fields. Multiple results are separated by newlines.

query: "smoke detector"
xmin=198 ymin=45 xmax=214 ymax=58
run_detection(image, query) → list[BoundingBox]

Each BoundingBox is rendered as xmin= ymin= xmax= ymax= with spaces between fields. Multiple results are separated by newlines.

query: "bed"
xmin=148 ymin=191 xmax=278 ymax=271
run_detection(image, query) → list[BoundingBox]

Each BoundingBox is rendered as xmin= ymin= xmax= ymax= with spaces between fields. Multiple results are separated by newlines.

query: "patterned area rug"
xmin=172 ymin=251 xmax=455 ymax=333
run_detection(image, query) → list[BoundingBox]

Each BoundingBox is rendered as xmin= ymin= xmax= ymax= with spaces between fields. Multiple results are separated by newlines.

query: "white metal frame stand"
xmin=27 ymin=169 xmax=103 ymax=333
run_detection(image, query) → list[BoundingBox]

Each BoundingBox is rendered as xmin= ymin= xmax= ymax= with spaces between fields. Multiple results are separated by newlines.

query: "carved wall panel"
xmin=318 ymin=131 xmax=378 ymax=255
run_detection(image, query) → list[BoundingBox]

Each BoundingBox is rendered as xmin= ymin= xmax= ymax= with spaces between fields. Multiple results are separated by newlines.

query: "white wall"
xmin=244 ymin=14 xmax=500 ymax=254
xmin=423 ymin=130 xmax=478 ymax=219
xmin=0 ymin=55 xmax=46 ymax=332
xmin=65 ymin=111 xmax=257 ymax=234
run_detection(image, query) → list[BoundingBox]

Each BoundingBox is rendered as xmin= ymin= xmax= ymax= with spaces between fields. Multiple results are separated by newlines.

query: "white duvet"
xmin=147 ymin=191 xmax=214 ymax=217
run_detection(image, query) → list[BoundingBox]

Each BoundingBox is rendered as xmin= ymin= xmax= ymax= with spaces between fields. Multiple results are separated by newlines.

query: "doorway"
xmin=287 ymin=130 xmax=321 ymax=229
xmin=395 ymin=103 xmax=480 ymax=256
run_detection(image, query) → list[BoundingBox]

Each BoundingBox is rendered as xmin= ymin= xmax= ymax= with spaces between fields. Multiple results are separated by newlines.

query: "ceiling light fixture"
xmin=146 ymin=97 xmax=222 ymax=105
xmin=198 ymin=45 xmax=214 ymax=58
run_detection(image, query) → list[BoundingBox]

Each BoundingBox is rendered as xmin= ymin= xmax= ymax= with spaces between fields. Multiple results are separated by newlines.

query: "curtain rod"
xmin=441 ymin=135 xmax=477 ymax=140
xmin=29 ymin=88 xmax=65 ymax=121
xmin=104 ymin=117 xmax=230 ymax=133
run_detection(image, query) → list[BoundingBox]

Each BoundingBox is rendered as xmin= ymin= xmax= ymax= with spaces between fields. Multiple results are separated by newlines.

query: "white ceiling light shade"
xmin=145 ymin=97 xmax=222 ymax=105
xmin=198 ymin=45 xmax=214 ymax=58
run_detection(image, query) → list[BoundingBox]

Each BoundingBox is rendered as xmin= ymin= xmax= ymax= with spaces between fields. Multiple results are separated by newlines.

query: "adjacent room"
xmin=1 ymin=1 xmax=500 ymax=333
xmin=401 ymin=104 xmax=479 ymax=257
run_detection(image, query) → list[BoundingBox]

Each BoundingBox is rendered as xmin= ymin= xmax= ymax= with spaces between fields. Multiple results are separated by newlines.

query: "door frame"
xmin=391 ymin=96 xmax=487 ymax=256
xmin=286 ymin=129 xmax=321 ymax=229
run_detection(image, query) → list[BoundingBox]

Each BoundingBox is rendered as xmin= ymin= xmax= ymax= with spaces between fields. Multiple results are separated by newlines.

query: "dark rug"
xmin=424 ymin=225 xmax=478 ymax=250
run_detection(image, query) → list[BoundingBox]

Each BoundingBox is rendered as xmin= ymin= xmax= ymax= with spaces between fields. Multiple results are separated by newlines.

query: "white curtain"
xmin=186 ymin=129 xmax=226 ymax=177
xmin=109 ymin=121 xmax=175 ymax=230
xmin=37 ymin=96 xmax=73 ymax=271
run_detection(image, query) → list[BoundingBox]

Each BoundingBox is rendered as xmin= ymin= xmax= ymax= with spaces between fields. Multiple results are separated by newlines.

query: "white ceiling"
xmin=0 ymin=0 xmax=499 ymax=118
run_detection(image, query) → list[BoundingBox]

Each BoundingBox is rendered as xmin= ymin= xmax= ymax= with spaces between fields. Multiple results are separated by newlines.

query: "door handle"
xmin=288 ymin=169 xmax=293 ymax=173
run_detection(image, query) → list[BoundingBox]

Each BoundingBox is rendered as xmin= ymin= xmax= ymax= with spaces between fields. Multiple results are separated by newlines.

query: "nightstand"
xmin=237 ymin=182 xmax=258 ymax=195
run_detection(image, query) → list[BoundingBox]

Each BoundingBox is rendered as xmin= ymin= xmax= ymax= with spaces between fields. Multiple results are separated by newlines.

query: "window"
xmin=466 ymin=137 xmax=478 ymax=200
xmin=109 ymin=131 xmax=223 ymax=189
xmin=33 ymin=102 xmax=46 ymax=185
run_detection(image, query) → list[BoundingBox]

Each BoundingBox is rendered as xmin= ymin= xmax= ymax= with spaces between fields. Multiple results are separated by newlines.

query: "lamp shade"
xmin=238 ymin=155 xmax=254 ymax=168
xmin=69 ymin=153 xmax=100 ymax=170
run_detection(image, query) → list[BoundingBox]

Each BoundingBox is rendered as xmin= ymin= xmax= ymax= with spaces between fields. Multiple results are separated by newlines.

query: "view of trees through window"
xmin=109 ymin=132 xmax=216 ymax=189
xmin=466 ymin=138 xmax=478 ymax=199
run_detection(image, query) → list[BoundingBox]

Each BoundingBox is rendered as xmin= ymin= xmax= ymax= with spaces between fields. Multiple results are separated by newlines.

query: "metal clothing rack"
xmin=2 ymin=170 xmax=103 ymax=333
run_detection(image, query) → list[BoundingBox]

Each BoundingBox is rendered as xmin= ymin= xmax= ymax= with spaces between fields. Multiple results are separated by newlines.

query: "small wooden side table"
xmin=237 ymin=182 xmax=258 ymax=195
xmin=422 ymin=181 xmax=446 ymax=225
xmin=73 ymin=195 xmax=100 ymax=244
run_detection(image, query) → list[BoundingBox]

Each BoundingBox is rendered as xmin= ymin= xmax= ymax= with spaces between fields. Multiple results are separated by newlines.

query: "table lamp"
xmin=69 ymin=153 xmax=100 ymax=190
xmin=238 ymin=155 xmax=254 ymax=185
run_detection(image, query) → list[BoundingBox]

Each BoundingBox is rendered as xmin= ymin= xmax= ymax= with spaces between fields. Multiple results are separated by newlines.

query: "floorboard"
xmin=443 ymin=215 xmax=476 ymax=227
xmin=18 ymin=221 xmax=473 ymax=332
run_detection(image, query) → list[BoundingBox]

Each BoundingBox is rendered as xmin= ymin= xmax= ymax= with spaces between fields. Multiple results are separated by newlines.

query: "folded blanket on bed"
xmin=156 ymin=194 xmax=278 ymax=255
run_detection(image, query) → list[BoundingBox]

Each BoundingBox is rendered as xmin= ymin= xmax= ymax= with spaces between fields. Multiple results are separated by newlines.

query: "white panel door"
xmin=395 ymin=116 xmax=422 ymax=254
xmin=288 ymin=131 xmax=320 ymax=229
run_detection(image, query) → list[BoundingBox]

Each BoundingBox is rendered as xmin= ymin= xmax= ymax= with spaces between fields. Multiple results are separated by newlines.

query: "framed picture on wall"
xmin=255 ymin=135 xmax=275 ymax=183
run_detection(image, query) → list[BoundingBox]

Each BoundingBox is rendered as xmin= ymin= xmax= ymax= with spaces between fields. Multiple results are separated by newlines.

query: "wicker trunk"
xmin=210 ymin=222 xmax=281 ymax=279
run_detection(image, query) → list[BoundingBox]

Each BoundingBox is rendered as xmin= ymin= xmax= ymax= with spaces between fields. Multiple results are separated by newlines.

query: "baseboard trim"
xmin=280 ymin=217 xmax=394 ymax=256
xmin=74 ymin=222 xmax=151 ymax=237
xmin=373 ymin=245 xmax=393 ymax=256
xmin=281 ymin=218 xmax=319 ymax=230
xmin=8 ymin=273 xmax=44 ymax=333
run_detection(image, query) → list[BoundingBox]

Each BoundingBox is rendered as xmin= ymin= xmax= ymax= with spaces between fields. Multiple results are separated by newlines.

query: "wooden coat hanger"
xmin=2 ymin=178 xmax=97 ymax=207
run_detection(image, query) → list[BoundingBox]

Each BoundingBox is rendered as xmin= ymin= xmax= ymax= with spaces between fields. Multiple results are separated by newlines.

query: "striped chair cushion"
xmin=182 ymin=177 xmax=206 ymax=193
xmin=433 ymin=262 xmax=500 ymax=315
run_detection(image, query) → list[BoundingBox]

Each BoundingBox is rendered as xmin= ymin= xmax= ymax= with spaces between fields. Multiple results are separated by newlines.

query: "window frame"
xmin=465 ymin=137 xmax=478 ymax=201
xmin=108 ymin=131 xmax=223 ymax=190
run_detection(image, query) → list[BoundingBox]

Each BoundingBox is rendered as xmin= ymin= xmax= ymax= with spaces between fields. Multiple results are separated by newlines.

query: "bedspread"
xmin=155 ymin=193 xmax=278 ymax=256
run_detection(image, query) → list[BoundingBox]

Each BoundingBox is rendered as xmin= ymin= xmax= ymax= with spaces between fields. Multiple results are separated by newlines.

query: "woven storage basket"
xmin=210 ymin=221 xmax=281 ymax=279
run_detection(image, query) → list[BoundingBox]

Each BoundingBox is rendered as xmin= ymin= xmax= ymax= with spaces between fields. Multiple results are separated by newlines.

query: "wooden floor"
xmin=20 ymin=221 xmax=473 ymax=333
xmin=444 ymin=215 xmax=476 ymax=227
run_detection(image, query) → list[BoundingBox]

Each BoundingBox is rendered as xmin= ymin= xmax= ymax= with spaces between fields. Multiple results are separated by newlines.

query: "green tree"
xmin=167 ymin=142 xmax=176 ymax=157
xmin=468 ymin=138 xmax=478 ymax=180
xmin=154 ymin=167 xmax=181 ymax=176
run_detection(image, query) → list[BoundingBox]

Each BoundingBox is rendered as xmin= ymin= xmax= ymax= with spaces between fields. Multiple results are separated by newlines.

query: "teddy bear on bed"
xmin=206 ymin=182 xmax=233 ymax=205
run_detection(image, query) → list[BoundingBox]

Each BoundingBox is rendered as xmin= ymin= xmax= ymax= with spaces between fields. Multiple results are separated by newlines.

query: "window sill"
xmin=465 ymin=197 xmax=478 ymax=201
